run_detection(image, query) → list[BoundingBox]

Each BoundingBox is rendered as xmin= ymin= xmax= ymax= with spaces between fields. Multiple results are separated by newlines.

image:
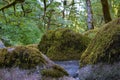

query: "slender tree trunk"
xmin=43 ymin=0 xmax=47 ymax=30
xmin=101 ymin=0 xmax=112 ymax=23
xmin=86 ymin=0 xmax=94 ymax=30
xmin=62 ymin=0 xmax=67 ymax=18
xmin=117 ymin=4 xmax=120 ymax=17
xmin=68 ymin=0 xmax=74 ymax=19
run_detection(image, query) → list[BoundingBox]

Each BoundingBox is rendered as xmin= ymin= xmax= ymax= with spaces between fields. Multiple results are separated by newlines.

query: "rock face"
xmin=0 ymin=40 xmax=5 ymax=48
xmin=38 ymin=28 xmax=90 ymax=60
xmin=80 ymin=18 xmax=120 ymax=66
xmin=0 ymin=46 xmax=68 ymax=78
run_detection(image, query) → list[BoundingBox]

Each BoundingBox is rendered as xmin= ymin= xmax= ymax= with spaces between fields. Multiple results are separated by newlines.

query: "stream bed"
xmin=55 ymin=60 xmax=79 ymax=78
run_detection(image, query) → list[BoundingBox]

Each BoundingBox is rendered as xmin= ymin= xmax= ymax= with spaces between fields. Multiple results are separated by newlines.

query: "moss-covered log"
xmin=80 ymin=18 xmax=120 ymax=67
xmin=38 ymin=28 xmax=90 ymax=60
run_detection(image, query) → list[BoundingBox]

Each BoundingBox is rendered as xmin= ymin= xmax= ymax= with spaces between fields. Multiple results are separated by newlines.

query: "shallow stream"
xmin=55 ymin=60 xmax=79 ymax=79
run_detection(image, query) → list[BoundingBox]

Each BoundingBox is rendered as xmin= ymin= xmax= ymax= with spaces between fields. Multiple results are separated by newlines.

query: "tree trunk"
xmin=86 ymin=0 xmax=94 ymax=30
xmin=43 ymin=0 xmax=47 ymax=30
xmin=62 ymin=0 xmax=67 ymax=18
xmin=101 ymin=0 xmax=112 ymax=23
xmin=117 ymin=4 xmax=120 ymax=17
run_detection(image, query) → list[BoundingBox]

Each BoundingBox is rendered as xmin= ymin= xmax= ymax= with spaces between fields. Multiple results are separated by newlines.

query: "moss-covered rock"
xmin=80 ymin=18 xmax=120 ymax=67
xmin=38 ymin=28 xmax=90 ymax=60
xmin=84 ymin=28 xmax=99 ymax=39
xmin=0 ymin=46 xmax=45 ymax=69
xmin=41 ymin=65 xmax=68 ymax=78
xmin=26 ymin=44 xmax=38 ymax=49
xmin=0 ymin=46 xmax=69 ymax=78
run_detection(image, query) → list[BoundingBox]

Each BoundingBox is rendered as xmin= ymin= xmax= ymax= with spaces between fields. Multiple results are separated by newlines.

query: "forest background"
xmin=0 ymin=0 xmax=119 ymax=46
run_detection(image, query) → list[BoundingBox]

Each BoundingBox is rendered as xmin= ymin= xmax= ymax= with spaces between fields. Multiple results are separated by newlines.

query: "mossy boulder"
xmin=0 ymin=46 xmax=69 ymax=78
xmin=38 ymin=28 xmax=90 ymax=60
xmin=41 ymin=65 xmax=68 ymax=78
xmin=26 ymin=44 xmax=38 ymax=49
xmin=80 ymin=18 xmax=120 ymax=67
xmin=0 ymin=46 xmax=45 ymax=69
xmin=84 ymin=28 xmax=99 ymax=39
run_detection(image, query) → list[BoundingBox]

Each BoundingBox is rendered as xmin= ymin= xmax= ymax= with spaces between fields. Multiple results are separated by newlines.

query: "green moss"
xmin=0 ymin=46 xmax=46 ymax=69
xmin=41 ymin=65 xmax=68 ymax=78
xmin=26 ymin=44 xmax=38 ymax=49
xmin=84 ymin=28 xmax=99 ymax=39
xmin=38 ymin=28 xmax=90 ymax=60
xmin=0 ymin=48 xmax=8 ymax=67
xmin=80 ymin=18 xmax=120 ymax=67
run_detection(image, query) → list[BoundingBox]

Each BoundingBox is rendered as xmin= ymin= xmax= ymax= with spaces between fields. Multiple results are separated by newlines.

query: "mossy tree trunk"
xmin=101 ymin=0 xmax=112 ymax=23
xmin=86 ymin=0 xmax=94 ymax=30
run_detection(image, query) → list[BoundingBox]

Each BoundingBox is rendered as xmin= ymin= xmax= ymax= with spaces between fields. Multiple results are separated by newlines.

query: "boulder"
xmin=83 ymin=28 xmax=99 ymax=39
xmin=0 ymin=46 xmax=45 ymax=69
xmin=38 ymin=28 xmax=90 ymax=60
xmin=26 ymin=44 xmax=38 ymax=49
xmin=80 ymin=18 xmax=120 ymax=67
xmin=0 ymin=46 xmax=68 ymax=78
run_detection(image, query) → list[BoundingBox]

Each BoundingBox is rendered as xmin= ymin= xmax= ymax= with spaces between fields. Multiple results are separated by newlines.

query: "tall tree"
xmin=86 ymin=0 xmax=94 ymax=30
xmin=62 ymin=0 xmax=67 ymax=18
xmin=101 ymin=0 xmax=112 ymax=23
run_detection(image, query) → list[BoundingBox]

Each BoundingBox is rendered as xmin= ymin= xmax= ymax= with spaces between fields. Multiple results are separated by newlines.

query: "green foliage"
xmin=0 ymin=22 xmax=42 ymax=46
xmin=0 ymin=0 xmax=120 ymax=46
xmin=0 ymin=0 xmax=44 ymax=46
xmin=38 ymin=28 xmax=90 ymax=60
xmin=80 ymin=18 xmax=120 ymax=67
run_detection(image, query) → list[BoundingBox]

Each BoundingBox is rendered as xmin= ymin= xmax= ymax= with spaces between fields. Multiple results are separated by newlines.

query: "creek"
xmin=55 ymin=60 xmax=79 ymax=79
